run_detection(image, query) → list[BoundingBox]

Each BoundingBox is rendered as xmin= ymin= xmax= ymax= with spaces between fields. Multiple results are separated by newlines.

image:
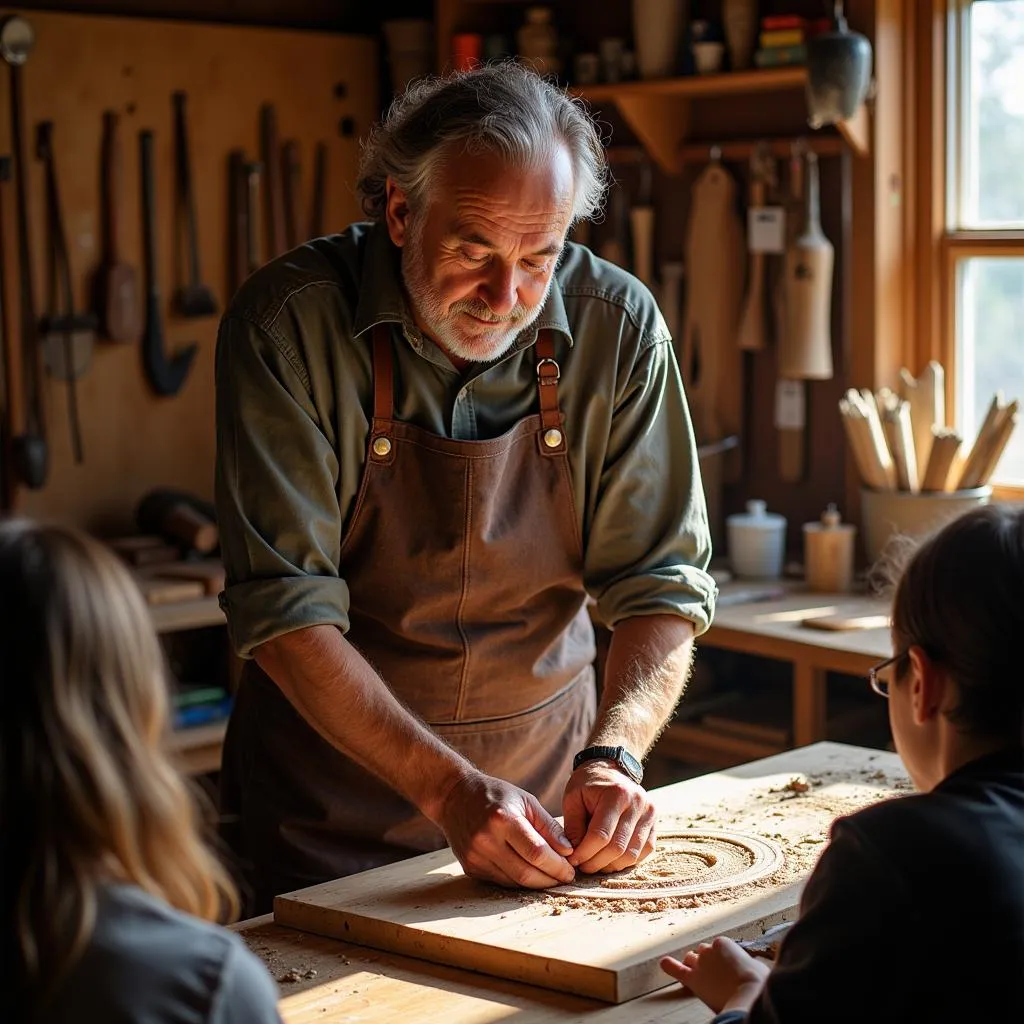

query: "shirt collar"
xmin=351 ymin=221 xmax=574 ymax=349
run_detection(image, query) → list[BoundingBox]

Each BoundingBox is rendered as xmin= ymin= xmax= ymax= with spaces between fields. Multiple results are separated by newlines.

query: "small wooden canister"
xmin=803 ymin=504 xmax=856 ymax=592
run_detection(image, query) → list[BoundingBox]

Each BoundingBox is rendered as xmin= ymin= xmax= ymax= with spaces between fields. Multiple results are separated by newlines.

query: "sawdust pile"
xmin=526 ymin=763 xmax=911 ymax=915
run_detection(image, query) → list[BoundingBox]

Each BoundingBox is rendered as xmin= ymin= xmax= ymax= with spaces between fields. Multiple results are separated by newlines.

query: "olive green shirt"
xmin=215 ymin=222 xmax=716 ymax=659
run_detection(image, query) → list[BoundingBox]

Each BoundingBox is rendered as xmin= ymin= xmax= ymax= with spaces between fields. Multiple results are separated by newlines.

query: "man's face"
xmin=386 ymin=145 xmax=575 ymax=364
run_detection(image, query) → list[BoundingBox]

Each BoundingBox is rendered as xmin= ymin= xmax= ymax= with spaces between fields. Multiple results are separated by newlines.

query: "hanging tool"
xmin=309 ymin=141 xmax=327 ymax=239
xmin=38 ymin=121 xmax=97 ymax=465
xmin=245 ymin=160 xmax=263 ymax=277
xmin=737 ymin=143 xmax=775 ymax=353
xmin=0 ymin=156 xmax=13 ymax=508
xmin=172 ymin=91 xmax=218 ymax=317
xmin=628 ymin=159 xmax=655 ymax=289
xmin=227 ymin=149 xmax=248 ymax=297
xmin=680 ymin=149 xmax=745 ymax=481
xmin=260 ymin=103 xmax=286 ymax=259
xmin=95 ymin=110 xmax=141 ymax=342
xmin=1 ymin=14 xmax=47 ymax=490
xmin=282 ymin=138 xmax=301 ymax=250
xmin=775 ymin=140 xmax=809 ymax=483
xmin=780 ymin=149 xmax=833 ymax=379
xmin=140 ymin=129 xmax=197 ymax=397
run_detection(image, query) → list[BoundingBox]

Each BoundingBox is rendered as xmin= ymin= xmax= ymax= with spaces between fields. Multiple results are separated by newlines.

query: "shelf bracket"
xmin=611 ymin=94 xmax=690 ymax=175
xmin=836 ymin=102 xmax=870 ymax=158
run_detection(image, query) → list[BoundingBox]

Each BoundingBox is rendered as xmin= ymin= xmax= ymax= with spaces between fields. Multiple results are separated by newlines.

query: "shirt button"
xmin=543 ymin=429 xmax=563 ymax=448
xmin=372 ymin=436 xmax=392 ymax=457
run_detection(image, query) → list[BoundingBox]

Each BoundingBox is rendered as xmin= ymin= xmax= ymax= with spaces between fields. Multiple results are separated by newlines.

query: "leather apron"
xmin=221 ymin=326 xmax=597 ymax=912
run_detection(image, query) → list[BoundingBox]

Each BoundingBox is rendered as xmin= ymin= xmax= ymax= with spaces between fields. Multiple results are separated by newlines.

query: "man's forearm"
xmin=254 ymin=624 xmax=473 ymax=821
xmin=588 ymin=613 xmax=695 ymax=756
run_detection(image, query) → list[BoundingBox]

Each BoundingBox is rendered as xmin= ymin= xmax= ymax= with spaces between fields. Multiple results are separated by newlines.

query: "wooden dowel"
xmin=920 ymin=429 xmax=962 ymax=492
xmin=840 ymin=404 xmax=879 ymax=489
xmin=840 ymin=399 xmax=893 ymax=491
xmin=885 ymin=400 xmax=919 ymax=493
xmin=900 ymin=362 xmax=944 ymax=479
xmin=973 ymin=405 xmax=1019 ymax=487
xmin=859 ymin=397 xmax=897 ymax=491
xmin=955 ymin=393 xmax=1008 ymax=489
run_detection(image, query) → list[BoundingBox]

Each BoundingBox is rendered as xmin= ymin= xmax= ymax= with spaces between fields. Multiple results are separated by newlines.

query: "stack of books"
xmin=754 ymin=14 xmax=831 ymax=68
xmin=173 ymin=684 xmax=233 ymax=730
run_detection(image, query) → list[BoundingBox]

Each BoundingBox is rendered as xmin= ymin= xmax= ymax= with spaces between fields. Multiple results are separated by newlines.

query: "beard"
xmin=401 ymin=219 xmax=552 ymax=364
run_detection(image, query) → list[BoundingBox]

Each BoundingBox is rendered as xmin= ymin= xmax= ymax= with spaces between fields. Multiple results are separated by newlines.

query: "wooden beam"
xmin=837 ymin=103 xmax=871 ymax=157
xmin=611 ymin=93 xmax=690 ymax=175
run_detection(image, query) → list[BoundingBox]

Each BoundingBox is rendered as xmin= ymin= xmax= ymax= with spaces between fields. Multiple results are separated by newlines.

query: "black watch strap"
xmin=573 ymin=744 xmax=644 ymax=784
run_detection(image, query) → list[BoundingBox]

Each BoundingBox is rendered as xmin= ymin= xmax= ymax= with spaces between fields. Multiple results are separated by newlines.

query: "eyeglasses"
xmin=868 ymin=650 xmax=907 ymax=698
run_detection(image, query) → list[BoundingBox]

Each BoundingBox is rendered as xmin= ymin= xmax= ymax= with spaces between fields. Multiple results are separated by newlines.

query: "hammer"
xmin=135 ymin=488 xmax=218 ymax=554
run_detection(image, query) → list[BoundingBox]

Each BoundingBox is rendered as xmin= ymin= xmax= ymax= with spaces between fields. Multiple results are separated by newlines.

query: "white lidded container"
xmin=726 ymin=499 xmax=788 ymax=579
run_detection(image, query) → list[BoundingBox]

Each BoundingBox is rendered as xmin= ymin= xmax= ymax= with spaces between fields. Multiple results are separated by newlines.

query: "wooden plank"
xmin=169 ymin=720 xmax=226 ymax=775
xmin=236 ymin=918 xmax=721 ymax=1024
xmin=578 ymin=67 xmax=808 ymax=102
xmin=149 ymin=595 xmax=225 ymax=633
xmin=0 ymin=10 xmax=375 ymax=530
xmin=274 ymin=743 xmax=906 ymax=1004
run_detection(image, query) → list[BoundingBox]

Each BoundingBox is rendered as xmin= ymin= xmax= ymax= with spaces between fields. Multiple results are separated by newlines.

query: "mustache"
xmin=450 ymin=299 xmax=530 ymax=324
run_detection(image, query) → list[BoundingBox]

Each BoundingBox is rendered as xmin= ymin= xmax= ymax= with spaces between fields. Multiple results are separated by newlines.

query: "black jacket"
xmin=715 ymin=748 xmax=1024 ymax=1024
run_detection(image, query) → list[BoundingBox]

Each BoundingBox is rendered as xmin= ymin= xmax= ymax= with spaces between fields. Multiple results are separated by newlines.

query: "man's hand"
xmin=660 ymin=936 xmax=770 ymax=1014
xmin=435 ymin=771 xmax=577 ymax=889
xmin=562 ymin=761 xmax=657 ymax=874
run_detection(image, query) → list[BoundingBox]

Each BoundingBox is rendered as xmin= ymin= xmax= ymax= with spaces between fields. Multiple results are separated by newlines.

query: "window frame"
xmin=931 ymin=0 xmax=1024 ymax=498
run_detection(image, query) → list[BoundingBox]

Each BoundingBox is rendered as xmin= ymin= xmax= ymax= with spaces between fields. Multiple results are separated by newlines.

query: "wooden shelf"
xmin=656 ymin=721 xmax=787 ymax=769
xmin=169 ymin=721 xmax=227 ymax=776
xmin=573 ymin=67 xmax=869 ymax=174
xmin=150 ymin=596 xmax=225 ymax=634
xmin=578 ymin=66 xmax=809 ymax=103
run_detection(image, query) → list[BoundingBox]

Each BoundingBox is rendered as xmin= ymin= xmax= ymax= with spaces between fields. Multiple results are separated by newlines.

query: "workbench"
xmin=236 ymin=741 xmax=906 ymax=1023
xmin=659 ymin=582 xmax=892 ymax=764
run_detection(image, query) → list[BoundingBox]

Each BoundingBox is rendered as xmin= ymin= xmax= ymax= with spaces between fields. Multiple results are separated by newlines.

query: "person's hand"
xmin=660 ymin=936 xmax=770 ymax=1014
xmin=435 ymin=770 xmax=576 ymax=888
xmin=561 ymin=761 xmax=656 ymax=873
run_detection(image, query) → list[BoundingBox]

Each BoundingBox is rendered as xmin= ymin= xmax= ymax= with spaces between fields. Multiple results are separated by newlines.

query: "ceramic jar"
xmin=727 ymin=499 xmax=788 ymax=580
xmin=517 ymin=6 xmax=561 ymax=77
xmin=632 ymin=0 xmax=686 ymax=79
xmin=722 ymin=0 xmax=758 ymax=71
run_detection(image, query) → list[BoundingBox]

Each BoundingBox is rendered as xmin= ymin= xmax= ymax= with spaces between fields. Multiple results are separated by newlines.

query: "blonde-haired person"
xmin=660 ymin=503 xmax=1024 ymax=1024
xmin=1 ymin=520 xmax=281 ymax=1022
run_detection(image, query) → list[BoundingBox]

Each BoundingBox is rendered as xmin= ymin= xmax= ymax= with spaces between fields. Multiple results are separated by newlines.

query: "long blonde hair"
xmin=1 ymin=520 xmax=238 ymax=1012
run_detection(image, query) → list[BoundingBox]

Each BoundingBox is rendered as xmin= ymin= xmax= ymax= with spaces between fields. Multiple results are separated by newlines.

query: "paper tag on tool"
xmin=748 ymin=206 xmax=786 ymax=253
xmin=774 ymin=379 xmax=806 ymax=430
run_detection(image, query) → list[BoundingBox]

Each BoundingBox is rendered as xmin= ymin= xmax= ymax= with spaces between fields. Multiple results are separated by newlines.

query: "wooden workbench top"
xmin=236 ymin=742 xmax=907 ymax=1022
xmin=711 ymin=582 xmax=892 ymax=662
xmin=235 ymin=915 xmax=717 ymax=1023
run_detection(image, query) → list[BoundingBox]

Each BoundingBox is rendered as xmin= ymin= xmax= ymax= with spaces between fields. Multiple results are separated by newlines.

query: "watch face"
xmin=620 ymin=748 xmax=643 ymax=782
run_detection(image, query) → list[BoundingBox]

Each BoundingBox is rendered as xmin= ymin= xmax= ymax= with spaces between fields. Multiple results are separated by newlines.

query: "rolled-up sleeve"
xmin=215 ymin=316 xmax=350 ymax=659
xmin=585 ymin=331 xmax=716 ymax=635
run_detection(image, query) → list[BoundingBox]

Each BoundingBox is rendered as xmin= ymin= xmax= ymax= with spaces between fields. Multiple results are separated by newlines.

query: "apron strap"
xmin=372 ymin=324 xmax=565 ymax=450
xmin=535 ymin=330 xmax=565 ymax=453
xmin=372 ymin=324 xmax=394 ymax=423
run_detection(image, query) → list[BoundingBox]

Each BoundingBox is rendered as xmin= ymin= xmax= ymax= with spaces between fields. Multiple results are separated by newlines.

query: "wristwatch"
xmin=572 ymin=745 xmax=644 ymax=785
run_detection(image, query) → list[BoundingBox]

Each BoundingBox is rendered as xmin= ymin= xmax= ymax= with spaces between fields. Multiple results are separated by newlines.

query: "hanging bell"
xmin=805 ymin=1 xmax=873 ymax=129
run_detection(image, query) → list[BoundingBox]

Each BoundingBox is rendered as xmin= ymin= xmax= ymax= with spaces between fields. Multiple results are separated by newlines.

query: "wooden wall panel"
xmin=0 ymin=9 xmax=376 ymax=531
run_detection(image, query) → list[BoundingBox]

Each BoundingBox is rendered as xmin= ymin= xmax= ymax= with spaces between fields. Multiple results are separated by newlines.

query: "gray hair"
xmin=356 ymin=62 xmax=608 ymax=226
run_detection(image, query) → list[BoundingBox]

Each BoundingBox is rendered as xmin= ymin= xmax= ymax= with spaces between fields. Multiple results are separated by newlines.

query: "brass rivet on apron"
xmin=372 ymin=435 xmax=392 ymax=457
xmin=543 ymin=428 xmax=562 ymax=449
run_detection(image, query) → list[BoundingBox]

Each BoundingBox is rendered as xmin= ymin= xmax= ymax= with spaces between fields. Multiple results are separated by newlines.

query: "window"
xmin=946 ymin=0 xmax=1024 ymax=488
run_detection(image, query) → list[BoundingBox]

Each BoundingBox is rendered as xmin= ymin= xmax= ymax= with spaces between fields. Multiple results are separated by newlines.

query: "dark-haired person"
xmin=661 ymin=503 xmax=1024 ymax=1024
xmin=214 ymin=62 xmax=715 ymax=912
xmin=0 ymin=520 xmax=281 ymax=1023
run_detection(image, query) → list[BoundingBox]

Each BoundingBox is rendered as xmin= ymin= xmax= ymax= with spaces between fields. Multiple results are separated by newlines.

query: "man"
xmin=215 ymin=63 xmax=716 ymax=914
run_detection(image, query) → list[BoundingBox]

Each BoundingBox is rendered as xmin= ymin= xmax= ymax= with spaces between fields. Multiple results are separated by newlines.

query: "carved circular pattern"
xmin=548 ymin=830 xmax=785 ymax=900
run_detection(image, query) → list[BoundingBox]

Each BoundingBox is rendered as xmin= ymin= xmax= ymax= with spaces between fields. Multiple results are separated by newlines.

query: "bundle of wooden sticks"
xmin=839 ymin=361 xmax=1019 ymax=493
